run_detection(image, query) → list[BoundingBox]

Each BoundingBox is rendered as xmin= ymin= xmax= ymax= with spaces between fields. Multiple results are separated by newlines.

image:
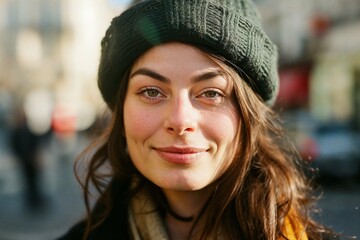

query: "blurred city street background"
xmin=0 ymin=0 xmax=360 ymax=239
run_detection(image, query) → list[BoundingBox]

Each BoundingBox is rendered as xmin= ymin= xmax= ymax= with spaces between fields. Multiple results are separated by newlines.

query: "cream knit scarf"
xmin=128 ymin=190 xmax=308 ymax=240
xmin=128 ymin=189 xmax=169 ymax=240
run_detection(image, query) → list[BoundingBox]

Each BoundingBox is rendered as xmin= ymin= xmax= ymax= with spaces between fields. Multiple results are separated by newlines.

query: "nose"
xmin=164 ymin=92 xmax=198 ymax=135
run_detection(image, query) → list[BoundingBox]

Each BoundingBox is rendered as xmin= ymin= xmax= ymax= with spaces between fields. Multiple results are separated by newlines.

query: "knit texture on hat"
xmin=98 ymin=0 xmax=279 ymax=109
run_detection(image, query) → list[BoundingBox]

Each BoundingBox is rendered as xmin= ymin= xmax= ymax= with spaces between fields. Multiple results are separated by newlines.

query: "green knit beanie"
xmin=98 ymin=0 xmax=279 ymax=109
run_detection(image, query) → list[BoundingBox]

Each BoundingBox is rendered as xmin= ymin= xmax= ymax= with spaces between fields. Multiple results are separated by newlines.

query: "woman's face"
xmin=124 ymin=42 xmax=239 ymax=191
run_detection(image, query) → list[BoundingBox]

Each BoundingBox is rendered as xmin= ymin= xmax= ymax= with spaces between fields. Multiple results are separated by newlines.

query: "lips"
xmin=154 ymin=146 xmax=207 ymax=164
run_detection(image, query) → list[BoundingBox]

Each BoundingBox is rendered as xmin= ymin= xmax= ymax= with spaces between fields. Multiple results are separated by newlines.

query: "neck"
xmin=163 ymin=188 xmax=212 ymax=220
xmin=162 ymin=187 xmax=213 ymax=239
xmin=165 ymin=212 xmax=194 ymax=240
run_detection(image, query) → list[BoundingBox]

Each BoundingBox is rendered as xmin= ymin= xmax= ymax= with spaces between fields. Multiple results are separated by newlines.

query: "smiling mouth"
xmin=154 ymin=146 xmax=208 ymax=164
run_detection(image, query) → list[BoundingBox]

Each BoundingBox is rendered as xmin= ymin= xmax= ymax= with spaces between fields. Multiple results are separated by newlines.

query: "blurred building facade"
xmin=0 ymin=0 xmax=128 ymax=202
xmin=256 ymin=0 xmax=360 ymax=126
xmin=255 ymin=0 xmax=360 ymax=177
xmin=0 ymin=0 xmax=126 ymax=132
xmin=256 ymin=0 xmax=360 ymax=64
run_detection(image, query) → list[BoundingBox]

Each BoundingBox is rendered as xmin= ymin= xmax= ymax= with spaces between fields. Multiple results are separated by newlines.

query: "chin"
xmin=155 ymin=177 xmax=210 ymax=192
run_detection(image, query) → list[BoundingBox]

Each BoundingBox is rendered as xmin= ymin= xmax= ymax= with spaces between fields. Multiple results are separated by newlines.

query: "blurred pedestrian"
xmin=59 ymin=0 xmax=339 ymax=239
xmin=9 ymin=107 xmax=44 ymax=211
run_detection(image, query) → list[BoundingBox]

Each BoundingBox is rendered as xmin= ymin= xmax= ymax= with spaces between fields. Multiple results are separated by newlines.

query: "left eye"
xmin=202 ymin=90 xmax=220 ymax=98
xmin=144 ymin=89 xmax=161 ymax=98
xmin=198 ymin=90 xmax=225 ymax=104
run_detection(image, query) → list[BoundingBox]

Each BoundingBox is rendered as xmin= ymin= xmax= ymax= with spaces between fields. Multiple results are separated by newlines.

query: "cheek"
xmin=123 ymin=101 xmax=161 ymax=139
xmin=210 ymin=112 xmax=239 ymax=174
xmin=203 ymin=109 xmax=239 ymax=143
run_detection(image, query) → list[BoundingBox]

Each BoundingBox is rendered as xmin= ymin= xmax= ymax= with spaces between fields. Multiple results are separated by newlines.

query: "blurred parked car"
xmin=282 ymin=110 xmax=360 ymax=179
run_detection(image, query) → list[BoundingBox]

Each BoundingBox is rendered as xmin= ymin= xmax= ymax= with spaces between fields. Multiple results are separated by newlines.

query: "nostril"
xmin=166 ymin=125 xmax=194 ymax=135
xmin=167 ymin=127 xmax=175 ymax=132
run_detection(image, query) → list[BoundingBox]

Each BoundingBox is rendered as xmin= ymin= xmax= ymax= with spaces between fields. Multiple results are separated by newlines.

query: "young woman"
xmin=59 ymin=0 xmax=338 ymax=239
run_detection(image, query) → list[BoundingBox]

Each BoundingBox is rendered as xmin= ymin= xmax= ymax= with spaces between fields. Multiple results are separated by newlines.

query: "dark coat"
xmin=58 ymin=220 xmax=341 ymax=240
xmin=58 ymin=179 xmax=341 ymax=240
xmin=57 ymin=179 xmax=131 ymax=240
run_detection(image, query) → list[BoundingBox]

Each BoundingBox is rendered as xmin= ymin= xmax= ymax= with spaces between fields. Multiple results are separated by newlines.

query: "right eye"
xmin=137 ymin=87 xmax=166 ymax=102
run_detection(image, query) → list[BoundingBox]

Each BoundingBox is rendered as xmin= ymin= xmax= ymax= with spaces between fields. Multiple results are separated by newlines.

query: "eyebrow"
xmin=130 ymin=68 xmax=170 ymax=83
xmin=191 ymin=69 xmax=225 ymax=82
xmin=129 ymin=68 xmax=226 ymax=83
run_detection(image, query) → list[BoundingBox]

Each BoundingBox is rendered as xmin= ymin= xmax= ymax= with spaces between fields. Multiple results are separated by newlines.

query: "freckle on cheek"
xmin=131 ymin=115 xmax=148 ymax=132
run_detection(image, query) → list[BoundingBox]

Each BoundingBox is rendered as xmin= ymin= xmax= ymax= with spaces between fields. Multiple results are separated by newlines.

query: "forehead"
xmin=130 ymin=42 xmax=220 ymax=73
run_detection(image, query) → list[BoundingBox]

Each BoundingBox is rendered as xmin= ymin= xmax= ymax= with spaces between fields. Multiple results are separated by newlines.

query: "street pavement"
xmin=0 ymin=128 xmax=359 ymax=239
xmin=317 ymin=180 xmax=360 ymax=238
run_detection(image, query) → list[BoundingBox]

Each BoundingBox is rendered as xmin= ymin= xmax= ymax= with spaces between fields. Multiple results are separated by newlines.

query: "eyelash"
xmin=198 ymin=89 xmax=225 ymax=104
xmin=200 ymin=89 xmax=223 ymax=98
xmin=137 ymin=87 xmax=165 ymax=101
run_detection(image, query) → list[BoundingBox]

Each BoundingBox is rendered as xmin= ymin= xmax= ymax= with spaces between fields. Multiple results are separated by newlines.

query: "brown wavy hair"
xmin=76 ymin=48 xmax=332 ymax=240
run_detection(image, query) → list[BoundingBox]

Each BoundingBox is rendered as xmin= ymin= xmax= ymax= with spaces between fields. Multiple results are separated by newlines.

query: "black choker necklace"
xmin=166 ymin=206 xmax=194 ymax=222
